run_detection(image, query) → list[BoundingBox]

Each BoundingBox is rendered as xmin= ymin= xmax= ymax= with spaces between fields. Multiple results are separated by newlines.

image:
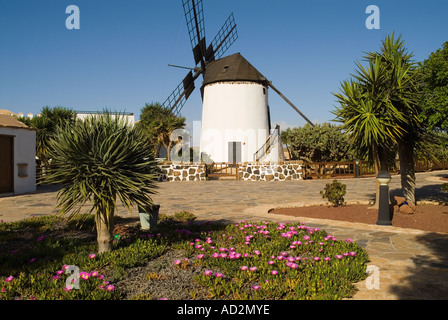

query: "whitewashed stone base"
xmin=238 ymin=163 xmax=303 ymax=181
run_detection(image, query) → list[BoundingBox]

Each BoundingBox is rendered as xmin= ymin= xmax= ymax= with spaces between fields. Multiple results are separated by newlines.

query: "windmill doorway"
xmin=0 ymin=135 xmax=14 ymax=194
xmin=228 ymin=141 xmax=241 ymax=164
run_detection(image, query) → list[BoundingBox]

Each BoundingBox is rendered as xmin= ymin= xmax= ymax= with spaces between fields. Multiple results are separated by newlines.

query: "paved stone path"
xmin=1 ymin=170 xmax=447 ymax=300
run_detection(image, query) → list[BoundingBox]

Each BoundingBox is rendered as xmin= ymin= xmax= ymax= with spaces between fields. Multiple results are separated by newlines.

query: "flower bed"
xmin=174 ymin=220 xmax=368 ymax=299
xmin=0 ymin=214 xmax=368 ymax=300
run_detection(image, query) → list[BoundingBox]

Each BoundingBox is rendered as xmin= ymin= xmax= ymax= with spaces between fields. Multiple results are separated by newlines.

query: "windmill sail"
xmin=207 ymin=13 xmax=238 ymax=62
xmin=163 ymin=0 xmax=238 ymax=115
xmin=183 ymin=0 xmax=206 ymax=70
xmin=267 ymin=82 xmax=315 ymax=127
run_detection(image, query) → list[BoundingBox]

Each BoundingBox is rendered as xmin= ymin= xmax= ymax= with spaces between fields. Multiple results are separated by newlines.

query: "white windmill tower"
xmin=163 ymin=0 xmax=314 ymax=164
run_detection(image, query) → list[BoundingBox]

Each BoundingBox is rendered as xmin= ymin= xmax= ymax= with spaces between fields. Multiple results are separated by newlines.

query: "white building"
xmin=75 ymin=111 xmax=135 ymax=124
xmin=0 ymin=113 xmax=36 ymax=195
xmin=199 ymin=53 xmax=285 ymax=163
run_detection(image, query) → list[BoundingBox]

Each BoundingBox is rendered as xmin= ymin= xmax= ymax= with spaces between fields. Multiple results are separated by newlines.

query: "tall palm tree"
xmin=333 ymin=33 xmax=420 ymax=205
xmin=44 ymin=112 xmax=158 ymax=253
xmin=367 ymin=34 xmax=421 ymax=203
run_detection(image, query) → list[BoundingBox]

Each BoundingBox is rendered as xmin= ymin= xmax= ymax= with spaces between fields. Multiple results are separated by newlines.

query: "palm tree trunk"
xmin=95 ymin=208 xmax=114 ymax=253
xmin=398 ymin=142 xmax=416 ymax=204
xmin=371 ymin=144 xmax=389 ymax=209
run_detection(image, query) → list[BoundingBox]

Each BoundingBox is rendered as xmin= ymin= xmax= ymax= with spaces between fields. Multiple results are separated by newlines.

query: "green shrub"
xmin=173 ymin=211 xmax=196 ymax=222
xmin=320 ymin=180 xmax=346 ymax=207
xmin=442 ymin=183 xmax=448 ymax=192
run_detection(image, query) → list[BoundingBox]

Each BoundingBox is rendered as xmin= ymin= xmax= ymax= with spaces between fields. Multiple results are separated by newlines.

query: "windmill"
xmin=163 ymin=0 xmax=314 ymax=164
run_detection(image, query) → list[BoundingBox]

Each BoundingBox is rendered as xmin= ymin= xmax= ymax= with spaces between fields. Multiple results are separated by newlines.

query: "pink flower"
xmin=36 ymin=235 xmax=47 ymax=242
xmin=270 ymin=270 xmax=278 ymax=275
xmin=204 ymin=270 xmax=213 ymax=276
xmin=249 ymin=267 xmax=257 ymax=272
xmin=51 ymin=276 xmax=61 ymax=281
xmin=313 ymin=257 xmax=320 ymax=261
xmin=197 ymin=254 xmax=204 ymax=259
xmin=252 ymin=285 xmax=261 ymax=290
xmin=90 ymin=271 xmax=98 ymax=277
xmin=64 ymin=286 xmax=73 ymax=292
xmin=174 ymin=259 xmax=182 ymax=265
xmin=324 ymin=257 xmax=330 ymax=261
xmin=80 ymin=271 xmax=89 ymax=280
xmin=5 ymin=276 xmax=13 ymax=282
xmin=56 ymin=270 xmax=64 ymax=275
xmin=106 ymin=285 xmax=115 ymax=291
xmin=349 ymin=252 xmax=356 ymax=256
xmin=267 ymin=261 xmax=275 ymax=265
xmin=214 ymin=273 xmax=223 ymax=278
xmin=303 ymin=235 xmax=310 ymax=241
xmin=254 ymin=250 xmax=261 ymax=255
xmin=89 ymin=254 xmax=96 ymax=259
xmin=240 ymin=266 xmax=248 ymax=271
xmin=62 ymin=265 xmax=70 ymax=270
xmin=336 ymin=255 xmax=343 ymax=259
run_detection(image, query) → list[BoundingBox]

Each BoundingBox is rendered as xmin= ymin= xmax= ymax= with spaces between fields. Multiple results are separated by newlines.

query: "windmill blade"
xmin=163 ymin=69 xmax=202 ymax=116
xmin=207 ymin=12 xmax=238 ymax=62
xmin=268 ymin=81 xmax=315 ymax=127
xmin=163 ymin=71 xmax=195 ymax=116
xmin=182 ymin=0 xmax=206 ymax=68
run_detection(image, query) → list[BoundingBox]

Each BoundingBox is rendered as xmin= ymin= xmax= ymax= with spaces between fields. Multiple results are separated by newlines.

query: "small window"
xmin=17 ymin=163 xmax=28 ymax=178
xmin=263 ymin=88 xmax=266 ymax=95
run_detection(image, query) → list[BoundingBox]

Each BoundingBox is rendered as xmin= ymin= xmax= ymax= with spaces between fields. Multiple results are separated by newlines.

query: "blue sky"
xmin=1 ymin=0 xmax=447 ymax=142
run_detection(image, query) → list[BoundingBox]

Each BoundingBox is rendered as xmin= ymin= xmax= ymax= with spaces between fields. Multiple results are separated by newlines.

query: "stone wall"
xmin=157 ymin=164 xmax=206 ymax=182
xmin=238 ymin=162 xmax=303 ymax=181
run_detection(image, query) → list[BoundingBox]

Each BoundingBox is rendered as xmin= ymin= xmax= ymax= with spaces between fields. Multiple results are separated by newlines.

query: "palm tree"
xmin=44 ymin=112 xmax=158 ymax=253
xmin=367 ymin=34 xmax=421 ymax=204
xmin=16 ymin=106 xmax=77 ymax=174
xmin=333 ymin=33 xmax=420 ymax=205
xmin=138 ymin=103 xmax=186 ymax=162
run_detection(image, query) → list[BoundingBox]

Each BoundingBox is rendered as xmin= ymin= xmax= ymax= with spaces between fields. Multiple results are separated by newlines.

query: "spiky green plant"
xmin=44 ymin=112 xmax=158 ymax=253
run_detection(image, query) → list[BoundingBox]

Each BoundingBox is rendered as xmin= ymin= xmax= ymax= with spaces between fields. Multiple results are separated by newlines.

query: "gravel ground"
xmin=115 ymin=249 xmax=212 ymax=300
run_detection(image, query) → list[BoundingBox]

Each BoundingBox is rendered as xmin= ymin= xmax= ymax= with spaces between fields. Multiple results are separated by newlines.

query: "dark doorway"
xmin=0 ymin=135 xmax=14 ymax=193
xmin=228 ymin=141 xmax=241 ymax=164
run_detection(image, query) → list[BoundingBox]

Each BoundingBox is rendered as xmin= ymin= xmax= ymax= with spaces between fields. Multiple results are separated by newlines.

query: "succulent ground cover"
xmin=0 ymin=213 xmax=368 ymax=300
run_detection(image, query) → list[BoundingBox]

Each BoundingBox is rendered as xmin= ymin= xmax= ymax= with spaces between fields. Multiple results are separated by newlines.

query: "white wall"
xmin=76 ymin=113 xmax=135 ymax=125
xmin=200 ymin=82 xmax=270 ymax=163
xmin=0 ymin=127 xmax=36 ymax=194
